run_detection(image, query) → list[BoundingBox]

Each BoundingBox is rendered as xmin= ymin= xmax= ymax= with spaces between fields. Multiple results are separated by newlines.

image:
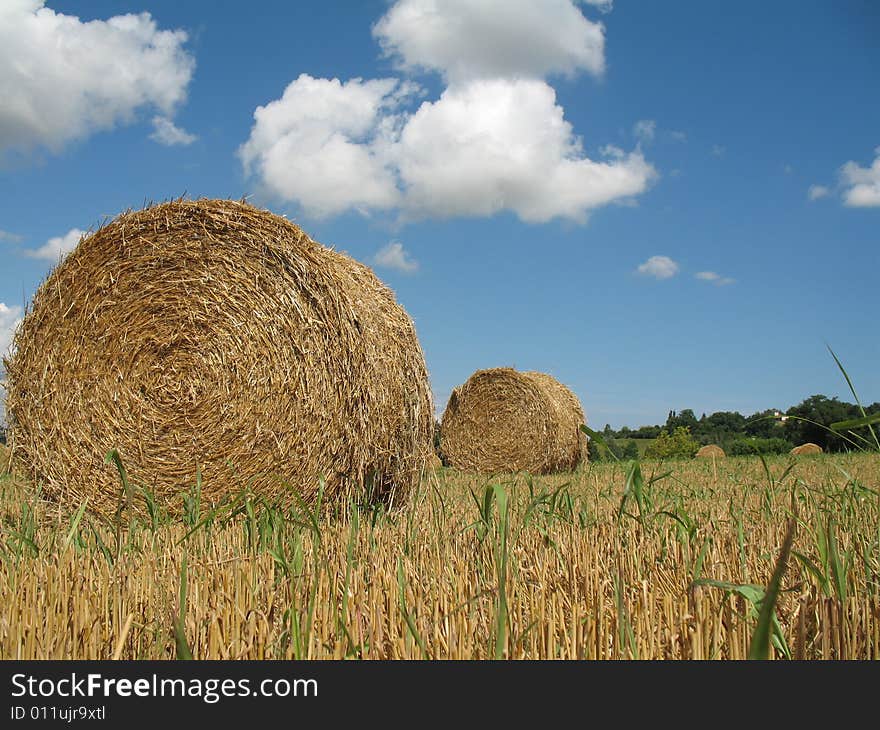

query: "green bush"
xmin=645 ymin=426 xmax=698 ymax=459
xmin=622 ymin=440 xmax=640 ymax=460
xmin=588 ymin=437 xmax=641 ymax=462
xmin=588 ymin=436 xmax=624 ymax=462
xmin=728 ymin=437 xmax=793 ymax=456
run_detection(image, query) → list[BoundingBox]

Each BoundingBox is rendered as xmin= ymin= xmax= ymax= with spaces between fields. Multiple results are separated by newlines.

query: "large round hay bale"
xmin=791 ymin=442 xmax=823 ymax=456
xmin=5 ymin=199 xmax=432 ymax=515
xmin=439 ymin=368 xmax=587 ymax=474
xmin=695 ymin=444 xmax=725 ymax=459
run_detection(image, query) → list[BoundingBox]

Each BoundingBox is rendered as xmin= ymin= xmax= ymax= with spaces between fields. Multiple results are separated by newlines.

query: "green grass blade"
xmin=692 ymin=536 xmax=711 ymax=582
xmin=492 ymin=483 xmax=510 ymax=660
xmin=174 ymin=553 xmax=192 ymax=660
xmin=748 ymin=517 xmax=796 ymax=660
xmin=828 ymin=345 xmax=864 ymax=411
xmin=172 ymin=616 xmax=193 ymax=660
xmin=693 ymin=579 xmax=765 ymax=606
xmin=63 ymin=500 xmax=89 ymax=551
xmin=179 ymin=552 xmax=188 ymax=630
xmin=793 ymin=550 xmax=830 ymax=596
xmin=831 ymin=413 xmax=880 ymax=431
xmin=827 ymin=345 xmax=880 ymax=451
xmin=827 ymin=519 xmax=847 ymax=602
xmin=397 ymin=556 xmax=428 ymax=659
xmin=581 ymin=425 xmax=620 ymax=463
xmin=757 ymin=452 xmax=774 ymax=490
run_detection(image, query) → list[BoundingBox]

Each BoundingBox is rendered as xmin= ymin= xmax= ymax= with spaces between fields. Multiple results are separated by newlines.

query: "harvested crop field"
xmin=1 ymin=452 xmax=877 ymax=659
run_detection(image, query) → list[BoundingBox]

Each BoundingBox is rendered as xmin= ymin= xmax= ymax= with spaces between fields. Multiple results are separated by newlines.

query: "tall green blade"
xmin=748 ymin=518 xmax=796 ymax=660
xmin=827 ymin=345 xmax=880 ymax=450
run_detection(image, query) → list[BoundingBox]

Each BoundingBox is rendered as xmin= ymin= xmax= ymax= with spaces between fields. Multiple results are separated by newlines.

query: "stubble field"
xmin=1 ymin=452 xmax=877 ymax=659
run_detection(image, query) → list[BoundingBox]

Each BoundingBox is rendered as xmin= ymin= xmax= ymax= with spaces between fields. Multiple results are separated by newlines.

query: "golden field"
xmin=0 ymin=452 xmax=877 ymax=659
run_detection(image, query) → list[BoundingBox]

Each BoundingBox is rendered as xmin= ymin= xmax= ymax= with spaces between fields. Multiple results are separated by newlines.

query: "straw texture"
xmin=439 ymin=367 xmax=587 ymax=474
xmin=791 ymin=442 xmax=823 ymax=456
xmin=5 ymin=199 xmax=432 ymax=515
xmin=695 ymin=444 xmax=726 ymax=459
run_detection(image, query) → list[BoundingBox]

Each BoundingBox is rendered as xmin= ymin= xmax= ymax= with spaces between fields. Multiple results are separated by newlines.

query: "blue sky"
xmin=1 ymin=0 xmax=878 ymax=428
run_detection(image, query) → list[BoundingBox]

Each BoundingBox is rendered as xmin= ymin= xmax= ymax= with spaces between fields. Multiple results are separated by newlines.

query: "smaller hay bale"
xmin=439 ymin=367 xmax=587 ymax=474
xmin=696 ymin=444 xmax=726 ymax=459
xmin=429 ymin=453 xmax=443 ymax=470
xmin=791 ymin=442 xmax=823 ymax=456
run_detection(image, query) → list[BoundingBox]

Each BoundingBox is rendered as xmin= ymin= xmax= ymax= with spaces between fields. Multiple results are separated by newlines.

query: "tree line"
xmin=591 ymin=394 xmax=880 ymax=460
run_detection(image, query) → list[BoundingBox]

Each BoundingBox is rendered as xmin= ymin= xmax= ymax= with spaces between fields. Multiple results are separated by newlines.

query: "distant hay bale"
xmin=429 ymin=453 xmax=443 ymax=470
xmin=791 ymin=442 xmax=823 ymax=456
xmin=696 ymin=444 xmax=725 ymax=459
xmin=5 ymin=199 xmax=432 ymax=515
xmin=439 ymin=367 xmax=587 ymax=474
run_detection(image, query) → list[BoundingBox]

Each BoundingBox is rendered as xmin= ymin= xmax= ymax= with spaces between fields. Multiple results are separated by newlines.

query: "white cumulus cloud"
xmin=0 ymin=302 xmax=23 ymax=361
xmin=372 ymin=0 xmax=606 ymax=83
xmin=395 ymin=79 xmax=654 ymax=222
xmin=0 ymin=230 xmax=23 ymax=243
xmin=239 ymin=75 xmax=407 ymax=219
xmin=840 ymin=146 xmax=880 ymax=208
xmin=695 ymin=271 xmax=735 ymax=286
xmin=807 ymin=184 xmax=829 ymax=201
xmin=633 ymin=119 xmax=655 ymax=143
xmin=0 ymin=302 xmax=22 ymax=418
xmin=0 ymin=0 xmax=195 ymax=160
xmin=240 ymin=2 xmax=655 ymax=224
xmin=150 ymin=116 xmax=197 ymax=146
xmin=637 ymin=255 xmax=679 ymax=280
xmin=25 ymin=228 xmax=85 ymax=262
xmin=374 ymin=241 xmax=418 ymax=273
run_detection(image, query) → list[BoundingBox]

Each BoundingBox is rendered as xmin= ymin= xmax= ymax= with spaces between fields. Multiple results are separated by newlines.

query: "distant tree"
xmin=744 ymin=409 xmax=784 ymax=439
xmin=633 ymin=425 xmax=662 ymax=439
xmin=622 ymin=440 xmax=640 ymax=460
xmin=704 ymin=411 xmax=746 ymax=433
xmin=784 ymin=395 xmax=860 ymax=452
xmin=765 ymin=437 xmax=794 ymax=455
xmin=665 ymin=409 xmax=698 ymax=434
xmin=698 ymin=410 xmax=747 ymax=447
xmin=646 ymin=426 xmax=699 ymax=459
xmin=595 ymin=394 xmax=878 ymax=458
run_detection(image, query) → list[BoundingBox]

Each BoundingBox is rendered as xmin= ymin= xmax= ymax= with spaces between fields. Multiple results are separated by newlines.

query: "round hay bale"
xmin=5 ymin=199 xmax=433 ymax=515
xmin=429 ymin=453 xmax=443 ymax=470
xmin=695 ymin=444 xmax=725 ymax=459
xmin=790 ymin=442 xmax=823 ymax=456
xmin=439 ymin=368 xmax=587 ymax=474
